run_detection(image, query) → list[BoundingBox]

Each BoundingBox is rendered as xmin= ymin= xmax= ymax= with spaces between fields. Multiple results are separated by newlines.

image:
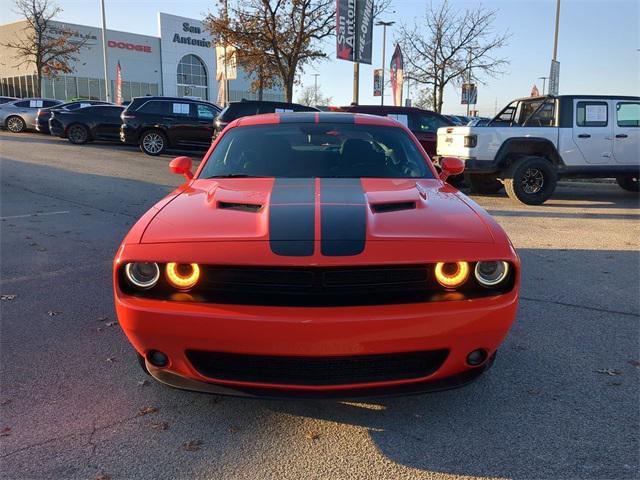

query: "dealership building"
xmin=0 ymin=12 xmax=284 ymax=104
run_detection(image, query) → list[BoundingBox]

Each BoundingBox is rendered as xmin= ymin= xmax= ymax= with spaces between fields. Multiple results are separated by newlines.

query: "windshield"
xmin=199 ymin=123 xmax=434 ymax=179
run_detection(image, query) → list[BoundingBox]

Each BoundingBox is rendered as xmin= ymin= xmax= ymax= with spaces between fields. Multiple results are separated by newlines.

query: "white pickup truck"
xmin=437 ymin=95 xmax=639 ymax=204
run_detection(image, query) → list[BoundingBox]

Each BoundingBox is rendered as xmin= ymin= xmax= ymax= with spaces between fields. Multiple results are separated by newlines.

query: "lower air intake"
xmin=186 ymin=349 xmax=449 ymax=386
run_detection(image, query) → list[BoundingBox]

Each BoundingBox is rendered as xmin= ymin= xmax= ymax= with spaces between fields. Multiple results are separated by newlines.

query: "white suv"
xmin=437 ymin=95 xmax=639 ymax=204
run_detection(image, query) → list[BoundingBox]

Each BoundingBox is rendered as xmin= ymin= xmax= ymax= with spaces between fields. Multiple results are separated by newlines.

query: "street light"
xmin=375 ymin=20 xmax=395 ymax=106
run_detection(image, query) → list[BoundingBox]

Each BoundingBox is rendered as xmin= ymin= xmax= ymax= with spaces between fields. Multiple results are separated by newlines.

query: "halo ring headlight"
xmin=434 ymin=261 xmax=469 ymax=288
xmin=165 ymin=262 xmax=200 ymax=290
xmin=475 ymin=261 xmax=510 ymax=287
xmin=124 ymin=262 xmax=160 ymax=289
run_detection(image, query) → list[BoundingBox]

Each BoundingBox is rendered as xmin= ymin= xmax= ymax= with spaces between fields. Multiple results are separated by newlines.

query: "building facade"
xmin=0 ymin=12 xmax=284 ymax=104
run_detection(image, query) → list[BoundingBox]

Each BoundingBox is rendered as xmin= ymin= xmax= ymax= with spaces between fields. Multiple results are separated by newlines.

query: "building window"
xmin=177 ymin=54 xmax=208 ymax=100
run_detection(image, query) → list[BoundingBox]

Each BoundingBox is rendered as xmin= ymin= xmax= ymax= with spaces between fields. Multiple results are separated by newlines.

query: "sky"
xmin=1 ymin=0 xmax=638 ymax=115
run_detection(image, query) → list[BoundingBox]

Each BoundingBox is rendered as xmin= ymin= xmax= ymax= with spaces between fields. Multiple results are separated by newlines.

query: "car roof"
xmin=233 ymin=111 xmax=405 ymax=128
xmin=340 ymin=104 xmax=442 ymax=115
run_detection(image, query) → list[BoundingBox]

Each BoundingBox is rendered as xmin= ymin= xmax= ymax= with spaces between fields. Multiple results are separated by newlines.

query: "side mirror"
xmin=439 ymin=157 xmax=465 ymax=182
xmin=169 ymin=156 xmax=194 ymax=181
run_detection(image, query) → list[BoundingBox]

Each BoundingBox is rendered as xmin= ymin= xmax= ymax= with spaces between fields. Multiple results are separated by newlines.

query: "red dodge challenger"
xmin=113 ymin=112 xmax=520 ymax=398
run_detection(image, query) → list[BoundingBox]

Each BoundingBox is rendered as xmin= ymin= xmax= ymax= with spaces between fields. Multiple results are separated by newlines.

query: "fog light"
xmin=466 ymin=349 xmax=488 ymax=366
xmin=147 ymin=350 xmax=168 ymax=368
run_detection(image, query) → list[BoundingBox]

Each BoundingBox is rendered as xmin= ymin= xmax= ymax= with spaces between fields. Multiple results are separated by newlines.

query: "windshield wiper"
xmin=204 ymin=174 xmax=268 ymax=179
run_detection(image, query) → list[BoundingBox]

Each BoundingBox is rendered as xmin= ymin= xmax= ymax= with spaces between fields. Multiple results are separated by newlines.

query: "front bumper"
xmin=115 ymin=288 xmax=518 ymax=397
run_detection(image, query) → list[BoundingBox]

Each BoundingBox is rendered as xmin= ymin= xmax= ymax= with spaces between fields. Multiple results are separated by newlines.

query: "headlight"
xmin=166 ymin=262 xmax=200 ymax=290
xmin=474 ymin=261 xmax=510 ymax=287
xmin=434 ymin=261 xmax=469 ymax=288
xmin=124 ymin=262 xmax=160 ymax=289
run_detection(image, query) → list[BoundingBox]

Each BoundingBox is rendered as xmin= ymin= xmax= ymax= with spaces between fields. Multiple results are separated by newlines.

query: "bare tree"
xmin=398 ymin=1 xmax=509 ymax=113
xmin=412 ymin=87 xmax=434 ymax=110
xmin=3 ymin=0 xmax=86 ymax=96
xmin=205 ymin=0 xmax=334 ymax=103
xmin=296 ymin=83 xmax=332 ymax=106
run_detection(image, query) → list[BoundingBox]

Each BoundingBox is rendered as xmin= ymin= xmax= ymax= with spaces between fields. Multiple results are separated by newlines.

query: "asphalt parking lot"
xmin=1 ymin=131 xmax=638 ymax=480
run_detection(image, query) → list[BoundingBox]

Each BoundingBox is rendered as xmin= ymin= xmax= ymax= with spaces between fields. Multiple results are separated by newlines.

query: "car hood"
xmin=140 ymin=178 xmax=494 ymax=245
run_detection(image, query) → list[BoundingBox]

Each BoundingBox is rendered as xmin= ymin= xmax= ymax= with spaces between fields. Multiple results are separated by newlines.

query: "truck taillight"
xmin=464 ymin=135 xmax=477 ymax=148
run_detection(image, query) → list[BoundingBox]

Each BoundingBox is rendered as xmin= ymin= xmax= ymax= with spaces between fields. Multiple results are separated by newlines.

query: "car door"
xmin=172 ymin=102 xmax=200 ymax=146
xmin=613 ymin=100 xmax=639 ymax=165
xmin=97 ymin=107 xmax=125 ymax=139
xmin=572 ymin=99 xmax=613 ymax=164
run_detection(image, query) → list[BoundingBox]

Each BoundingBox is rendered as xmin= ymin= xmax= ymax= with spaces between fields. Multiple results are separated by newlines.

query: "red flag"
xmin=390 ymin=44 xmax=404 ymax=106
xmin=115 ymin=61 xmax=123 ymax=105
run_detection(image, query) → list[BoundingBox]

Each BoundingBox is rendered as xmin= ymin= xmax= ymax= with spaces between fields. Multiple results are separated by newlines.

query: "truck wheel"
xmin=465 ymin=173 xmax=503 ymax=194
xmin=503 ymin=156 xmax=557 ymax=205
xmin=616 ymin=175 xmax=639 ymax=192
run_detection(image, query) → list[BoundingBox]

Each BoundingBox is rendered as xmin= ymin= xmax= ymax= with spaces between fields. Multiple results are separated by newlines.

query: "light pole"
xmin=552 ymin=0 xmax=561 ymax=62
xmin=312 ymin=73 xmax=320 ymax=106
xmin=99 ymin=0 xmax=110 ymax=102
xmin=538 ymin=76 xmax=549 ymax=95
xmin=376 ymin=20 xmax=394 ymax=106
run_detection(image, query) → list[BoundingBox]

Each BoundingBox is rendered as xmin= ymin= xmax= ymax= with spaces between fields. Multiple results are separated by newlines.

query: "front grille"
xmin=119 ymin=263 xmax=516 ymax=306
xmin=186 ymin=350 xmax=449 ymax=386
xmin=197 ymin=265 xmax=432 ymax=306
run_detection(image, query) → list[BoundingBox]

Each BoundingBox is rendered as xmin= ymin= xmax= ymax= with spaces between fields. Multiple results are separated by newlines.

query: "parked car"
xmin=0 ymin=96 xmax=18 ymax=105
xmin=114 ymin=111 xmax=520 ymax=397
xmin=120 ymin=96 xmax=221 ymax=155
xmin=36 ymin=100 xmax=111 ymax=134
xmin=337 ymin=105 xmax=453 ymax=158
xmin=49 ymin=105 xmax=125 ymax=144
xmin=0 ymin=98 xmax=63 ymax=133
xmin=437 ymin=95 xmax=640 ymax=204
xmin=213 ymin=100 xmax=319 ymax=138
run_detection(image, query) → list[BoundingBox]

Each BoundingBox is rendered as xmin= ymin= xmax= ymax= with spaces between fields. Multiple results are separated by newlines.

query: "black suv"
xmin=120 ymin=96 xmax=221 ymax=155
xmin=36 ymin=100 xmax=111 ymax=134
xmin=214 ymin=100 xmax=319 ymax=138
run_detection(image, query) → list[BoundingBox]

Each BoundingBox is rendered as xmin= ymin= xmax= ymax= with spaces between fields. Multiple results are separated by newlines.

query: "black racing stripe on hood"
xmin=269 ymin=178 xmax=315 ymax=256
xmin=320 ymin=178 xmax=366 ymax=256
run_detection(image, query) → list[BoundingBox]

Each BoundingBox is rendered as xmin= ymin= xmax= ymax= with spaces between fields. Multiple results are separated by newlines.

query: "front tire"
xmin=503 ymin=156 xmax=557 ymax=205
xmin=465 ymin=172 xmax=503 ymax=194
xmin=6 ymin=116 xmax=26 ymax=133
xmin=67 ymin=124 xmax=89 ymax=144
xmin=139 ymin=130 xmax=166 ymax=156
xmin=616 ymin=175 xmax=639 ymax=192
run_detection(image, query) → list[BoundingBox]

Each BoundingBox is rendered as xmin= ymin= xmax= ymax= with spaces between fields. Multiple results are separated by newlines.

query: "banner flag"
xmin=373 ymin=69 xmax=382 ymax=96
xmin=115 ymin=61 xmax=122 ymax=105
xmin=461 ymin=83 xmax=477 ymax=105
xmin=336 ymin=0 xmax=374 ymax=64
xmin=390 ymin=44 xmax=403 ymax=106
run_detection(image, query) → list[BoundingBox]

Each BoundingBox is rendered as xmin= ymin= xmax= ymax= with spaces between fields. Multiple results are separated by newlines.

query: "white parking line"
xmin=0 ymin=210 xmax=70 ymax=220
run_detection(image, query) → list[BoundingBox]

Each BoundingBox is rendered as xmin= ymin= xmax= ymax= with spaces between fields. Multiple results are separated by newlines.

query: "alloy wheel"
xmin=7 ymin=117 xmax=24 ymax=133
xmin=142 ymin=133 xmax=164 ymax=154
xmin=68 ymin=125 xmax=87 ymax=143
xmin=521 ymin=168 xmax=544 ymax=194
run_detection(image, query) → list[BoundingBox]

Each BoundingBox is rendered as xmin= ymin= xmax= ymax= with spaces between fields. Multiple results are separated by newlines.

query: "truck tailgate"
xmin=437 ymin=126 xmax=473 ymax=158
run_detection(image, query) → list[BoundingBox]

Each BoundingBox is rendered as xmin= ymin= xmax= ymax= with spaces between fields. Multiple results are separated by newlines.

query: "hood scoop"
xmin=370 ymin=201 xmax=417 ymax=213
xmin=217 ymin=201 xmax=263 ymax=213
